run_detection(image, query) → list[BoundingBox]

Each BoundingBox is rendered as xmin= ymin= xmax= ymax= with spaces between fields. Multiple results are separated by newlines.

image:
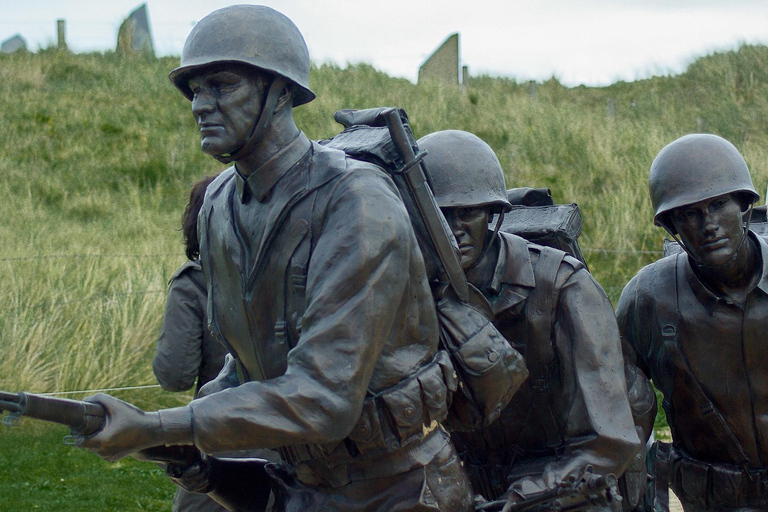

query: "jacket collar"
xmin=491 ymin=232 xmax=536 ymax=291
xmin=234 ymin=132 xmax=312 ymax=203
xmin=488 ymin=232 xmax=536 ymax=317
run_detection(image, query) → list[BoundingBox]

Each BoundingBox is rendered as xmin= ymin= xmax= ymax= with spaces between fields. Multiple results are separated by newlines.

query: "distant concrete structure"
xmin=418 ymin=33 xmax=459 ymax=85
xmin=1 ymin=34 xmax=27 ymax=54
xmin=117 ymin=3 xmax=155 ymax=56
xmin=57 ymin=19 xmax=67 ymax=51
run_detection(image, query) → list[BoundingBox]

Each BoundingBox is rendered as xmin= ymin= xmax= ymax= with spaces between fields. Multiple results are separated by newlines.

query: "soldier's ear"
xmin=275 ymin=85 xmax=293 ymax=111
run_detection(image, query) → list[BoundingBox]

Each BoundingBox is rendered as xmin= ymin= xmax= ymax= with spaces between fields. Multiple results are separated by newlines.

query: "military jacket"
xmin=189 ymin=134 xmax=443 ymax=460
xmin=452 ymin=232 xmax=640 ymax=499
xmin=617 ymin=232 xmax=768 ymax=468
xmin=153 ymin=261 xmax=227 ymax=397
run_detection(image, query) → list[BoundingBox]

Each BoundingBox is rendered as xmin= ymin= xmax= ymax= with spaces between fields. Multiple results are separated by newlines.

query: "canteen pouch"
xmin=436 ymin=286 xmax=528 ymax=431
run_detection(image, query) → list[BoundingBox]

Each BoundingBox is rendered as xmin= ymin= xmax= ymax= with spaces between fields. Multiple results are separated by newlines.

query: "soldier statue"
xmin=617 ymin=134 xmax=768 ymax=511
xmin=418 ymin=130 xmax=648 ymax=510
xmin=76 ymin=6 xmax=472 ymax=511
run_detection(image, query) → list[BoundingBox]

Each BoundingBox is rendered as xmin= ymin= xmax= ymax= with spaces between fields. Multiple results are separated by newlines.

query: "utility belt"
xmin=280 ymin=351 xmax=457 ymax=486
xmin=669 ymin=445 xmax=768 ymax=509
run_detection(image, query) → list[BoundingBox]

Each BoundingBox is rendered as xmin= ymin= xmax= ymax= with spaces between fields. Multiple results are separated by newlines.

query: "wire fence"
xmin=41 ymin=384 xmax=162 ymax=397
xmin=0 ymin=253 xmax=178 ymax=262
xmin=1 ymin=248 xmax=664 ymax=262
xmin=2 ymin=247 xmax=659 ymax=393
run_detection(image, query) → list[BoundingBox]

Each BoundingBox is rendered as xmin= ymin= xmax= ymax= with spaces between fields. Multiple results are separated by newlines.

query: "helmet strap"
xmin=214 ymin=76 xmax=287 ymax=164
xmin=467 ymin=211 xmax=505 ymax=271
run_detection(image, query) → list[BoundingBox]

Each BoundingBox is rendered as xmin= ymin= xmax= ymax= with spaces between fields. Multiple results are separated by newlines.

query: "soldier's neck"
xmin=235 ymin=113 xmax=301 ymax=176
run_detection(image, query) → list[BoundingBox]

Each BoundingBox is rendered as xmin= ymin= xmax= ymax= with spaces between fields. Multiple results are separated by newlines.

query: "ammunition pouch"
xmin=436 ymin=285 xmax=528 ymax=431
xmin=669 ymin=445 xmax=768 ymax=509
xmin=281 ymin=351 xmax=457 ymax=486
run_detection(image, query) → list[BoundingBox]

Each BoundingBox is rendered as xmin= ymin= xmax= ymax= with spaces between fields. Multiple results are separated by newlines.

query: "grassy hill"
xmin=1 ymin=44 xmax=767 ymax=509
xmin=3 ymin=45 xmax=768 ymax=394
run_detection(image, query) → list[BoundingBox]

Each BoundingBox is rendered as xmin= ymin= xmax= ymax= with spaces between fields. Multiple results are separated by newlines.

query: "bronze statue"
xmin=418 ymin=130 xmax=646 ymax=511
xmin=155 ymin=174 xmax=279 ymax=512
xmin=617 ymin=134 xmax=768 ymax=511
xmin=72 ymin=6 xmax=473 ymax=511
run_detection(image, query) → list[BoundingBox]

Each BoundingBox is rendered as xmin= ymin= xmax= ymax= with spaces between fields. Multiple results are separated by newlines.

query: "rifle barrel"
xmin=0 ymin=391 xmax=105 ymax=435
xmin=383 ymin=108 xmax=470 ymax=303
xmin=0 ymin=391 xmax=22 ymax=414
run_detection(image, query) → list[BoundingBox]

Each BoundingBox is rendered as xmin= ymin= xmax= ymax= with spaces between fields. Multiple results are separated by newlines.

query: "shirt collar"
xmin=684 ymin=230 xmax=768 ymax=311
xmin=234 ymin=132 xmax=311 ymax=203
xmin=488 ymin=232 xmax=536 ymax=294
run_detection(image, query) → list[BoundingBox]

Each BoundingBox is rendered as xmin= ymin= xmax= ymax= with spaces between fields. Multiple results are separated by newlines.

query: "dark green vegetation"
xmin=2 ymin=45 xmax=768 ymax=508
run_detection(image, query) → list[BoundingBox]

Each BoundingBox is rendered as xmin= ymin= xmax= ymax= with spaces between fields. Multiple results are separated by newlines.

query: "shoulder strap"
xmin=277 ymin=152 xmax=346 ymax=350
xmin=653 ymin=254 xmax=750 ymax=467
xmin=526 ymin=245 xmax=567 ymax=449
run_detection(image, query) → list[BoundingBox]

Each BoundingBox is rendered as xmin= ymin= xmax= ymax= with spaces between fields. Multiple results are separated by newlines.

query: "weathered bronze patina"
xmin=618 ymin=134 xmax=768 ymax=511
xmin=73 ymin=5 xmax=473 ymax=511
xmin=419 ymin=130 xmax=647 ymax=511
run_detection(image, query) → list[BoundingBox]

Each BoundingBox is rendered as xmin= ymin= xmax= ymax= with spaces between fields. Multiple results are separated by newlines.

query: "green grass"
xmin=2 ymin=44 xmax=768 ymax=507
xmin=0 ymin=388 xmax=190 ymax=510
xmin=0 ymin=424 xmax=173 ymax=511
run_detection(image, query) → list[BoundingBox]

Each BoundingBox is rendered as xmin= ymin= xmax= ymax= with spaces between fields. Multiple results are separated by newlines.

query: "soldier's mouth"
xmin=700 ymin=238 xmax=728 ymax=250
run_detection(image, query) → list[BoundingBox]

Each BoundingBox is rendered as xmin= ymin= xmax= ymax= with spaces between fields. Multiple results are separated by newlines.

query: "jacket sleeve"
xmin=510 ymin=268 xmax=642 ymax=498
xmin=616 ymin=271 xmax=657 ymax=441
xmin=616 ymin=272 xmax=653 ymax=378
xmin=187 ymin=169 xmax=426 ymax=454
xmin=153 ymin=271 xmax=206 ymax=392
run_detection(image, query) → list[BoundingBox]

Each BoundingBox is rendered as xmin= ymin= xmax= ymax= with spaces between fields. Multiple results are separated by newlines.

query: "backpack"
xmin=502 ymin=187 xmax=588 ymax=269
xmin=319 ymin=107 xmax=528 ymax=430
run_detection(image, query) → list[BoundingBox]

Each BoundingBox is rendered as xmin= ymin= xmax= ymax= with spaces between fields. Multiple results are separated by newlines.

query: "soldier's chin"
xmin=200 ymin=139 xmax=229 ymax=157
xmin=695 ymin=246 xmax=735 ymax=267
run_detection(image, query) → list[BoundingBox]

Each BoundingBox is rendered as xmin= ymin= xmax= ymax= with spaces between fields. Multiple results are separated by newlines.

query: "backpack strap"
xmin=525 ymin=245 xmax=566 ymax=449
xmin=652 ymin=253 xmax=750 ymax=467
xmin=277 ymin=148 xmax=346 ymax=350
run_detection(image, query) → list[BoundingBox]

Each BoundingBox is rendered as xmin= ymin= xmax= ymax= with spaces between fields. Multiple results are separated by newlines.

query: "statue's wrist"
xmin=157 ymin=407 xmax=194 ymax=446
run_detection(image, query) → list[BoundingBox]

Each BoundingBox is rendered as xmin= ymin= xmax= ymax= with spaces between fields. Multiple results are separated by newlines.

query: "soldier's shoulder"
xmin=204 ymin=167 xmax=236 ymax=200
xmin=523 ymin=239 xmax=584 ymax=279
xmin=168 ymin=260 xmax=205 ymax=293
xmin=311 ymin=141 xmax=391 ymax=190
xmin=631 ymin=255 xmax=677 ymax=294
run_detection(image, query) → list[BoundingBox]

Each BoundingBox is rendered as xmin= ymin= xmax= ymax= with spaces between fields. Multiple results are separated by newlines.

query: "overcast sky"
xmin=2 ymin=0 xmax=768 ymax=86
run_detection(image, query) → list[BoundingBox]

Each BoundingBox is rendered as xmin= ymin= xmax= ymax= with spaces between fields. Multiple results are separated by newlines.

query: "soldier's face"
xmin=188 ymin=64 xmax=266 ymax=157
xmin=442 ymin=207 xmax=491 ymax=270
xmin=670 ymin=193 xmax=748 ymax=266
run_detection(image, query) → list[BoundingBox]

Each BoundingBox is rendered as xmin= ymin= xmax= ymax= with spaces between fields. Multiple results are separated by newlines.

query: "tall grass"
xmin=2 ymin=45 xmax=768 ymax=395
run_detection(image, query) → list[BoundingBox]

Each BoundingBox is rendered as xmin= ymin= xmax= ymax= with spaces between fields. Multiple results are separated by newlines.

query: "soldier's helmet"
xmin=418 ymin=130 xmax=512 ymax=213
xmin=650 ymin=133 xmax=758 ymax=232
xmin=168 ymin=5 xmax=315 ymax=106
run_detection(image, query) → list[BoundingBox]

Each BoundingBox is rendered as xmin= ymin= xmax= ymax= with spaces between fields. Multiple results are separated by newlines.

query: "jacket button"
xmin=436 ymin=391 xmax=444 ymax=401
xmin=357 ymin=424 xmax=369 ymax=436
xmin=487 ymin=351 xmax=499 ymax=363
xmin=404 ymin=406 xmax=415 ymax=419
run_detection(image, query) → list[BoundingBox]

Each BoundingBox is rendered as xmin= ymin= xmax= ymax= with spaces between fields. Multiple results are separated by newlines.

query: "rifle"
xmin=0 ymin=390 xmax=198 ymax=465
xmin=382 ymin=108 xmax=470 ymax=303
xmin=476 ymin=466 xmax=621 ymax=512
